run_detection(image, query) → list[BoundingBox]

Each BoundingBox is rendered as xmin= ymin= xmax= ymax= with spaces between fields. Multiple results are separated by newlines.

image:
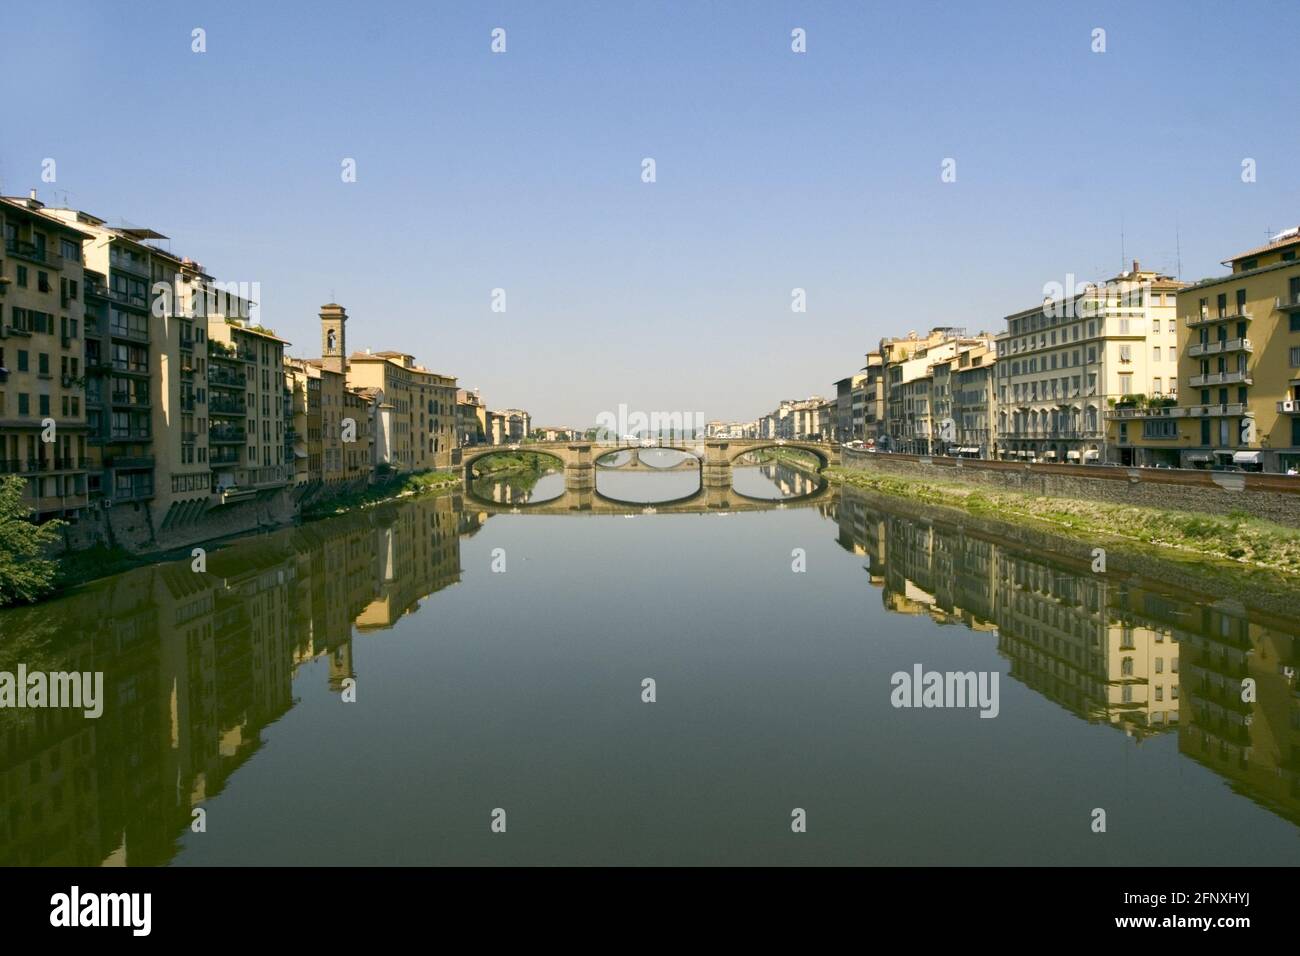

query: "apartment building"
xmin=496 ymin=408 xmax=531 ymax=443
xmin=854 ymin=354 xmax=886 ymax=444
xmin=456 ymin=388 xmax=487 ymax=446
xmin=999 ymin=263 xmax=1182 ymax=464
xmin=0 ymin=194 xmax=92 ymax=521
xmin=882 ymin=328 xmax=992 ymax=454
xmin=207 ymin=315 xmax=291 ymax=499
xmin=1170 ymin=230 xmax=1300 ymax=472
xmin=948 ymin=343 xmax=998 ymax=457
xmin=347 ymin=350 xmax=458 ymax=470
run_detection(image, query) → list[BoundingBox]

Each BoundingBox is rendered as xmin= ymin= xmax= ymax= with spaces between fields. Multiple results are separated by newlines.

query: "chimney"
xmin=1132 ymin=259 xmax=1140 ymax=274
xmin=25 ymin=188 xmax=42 ymax=210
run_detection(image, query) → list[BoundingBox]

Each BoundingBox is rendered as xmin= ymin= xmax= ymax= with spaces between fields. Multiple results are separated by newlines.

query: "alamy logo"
xmin=0 ymin=665 xmax=104 ymax=718
xmin=594 ymin=403 xmax=705 ymax=440
xmin=50 ymin=886 xmax=151 ymax=936
xmin=890 ymin=664 xmax=999 ymax=718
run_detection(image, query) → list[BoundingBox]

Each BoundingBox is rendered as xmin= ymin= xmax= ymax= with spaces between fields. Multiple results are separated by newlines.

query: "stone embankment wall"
xmin=839 ymin=450 xmax=1300 ymax=525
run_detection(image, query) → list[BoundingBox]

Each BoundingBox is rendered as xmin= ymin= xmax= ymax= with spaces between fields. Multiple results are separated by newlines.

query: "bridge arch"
xmin=725 ymin=441 xmax=832 ymax=469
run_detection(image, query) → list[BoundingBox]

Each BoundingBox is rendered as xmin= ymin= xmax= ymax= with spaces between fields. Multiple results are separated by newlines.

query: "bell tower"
xmin=320 ymin=303 xmax=347 ymax=374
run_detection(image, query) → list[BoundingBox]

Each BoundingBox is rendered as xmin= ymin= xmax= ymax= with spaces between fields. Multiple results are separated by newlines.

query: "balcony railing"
xmin=1278 ymin=399 xmax=1300 ymax=414
xmin=4 ymin=237 xmax=59 ymax=267
xmin=1184 ymin=402 xmax=1247 ymax=417
xmin=209 ymin=427 xmax=247 ymax=444
xmin=208 ymin=367 xmax=247 ymax=389
xmin=209 ymin=398 xmax=247 ymax=416
xmin=1276 ymin=292 xmax=1300 ymax=312
xmin=109 ymin=323 xmax=150 ymax=343
xmin=1188 ymin=337 xmax=1252 ymax=358
xmin=1189 ymin=370 xmax=1252 ymax=388
xmin=110 ymin=392 xmax=151 ymax=408
xmin=105 ymin=455 xmax=155 ymax=470
xmin=109 ymin=249 xmax=149 ymax=277
xmin=108 ymin=430 xmax=152 ymax=442
xmin=1186 ymin=310 xmax=1252 ymax=327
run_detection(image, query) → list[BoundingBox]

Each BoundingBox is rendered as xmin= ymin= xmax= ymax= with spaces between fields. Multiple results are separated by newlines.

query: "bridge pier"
xmin=702 ymin=440 xmax=733 ymax=488
xmin=564 ymin=442 xmax=596 ymax=492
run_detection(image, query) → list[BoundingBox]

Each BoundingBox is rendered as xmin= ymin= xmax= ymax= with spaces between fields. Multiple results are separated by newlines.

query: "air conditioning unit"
xmin=1284 ymin=400 xmax=1297 ymax=412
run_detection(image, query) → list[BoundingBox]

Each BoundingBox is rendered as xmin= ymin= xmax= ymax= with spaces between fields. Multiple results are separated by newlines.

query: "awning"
xmin=1187 ymin=454 xmax=1211 ymax=462
xmin=1042 ymin=450 xmax=1058 ymax=459
xmin=294 ymin=449 xmax=308 ymax=459
xmin=1084 ymin=450 xmax=1100 ymax=460
xmin=1066 ymin=450 xmax=1081 ymax=460
xmin=1233 ymin=451 xmax=1262 ymax=464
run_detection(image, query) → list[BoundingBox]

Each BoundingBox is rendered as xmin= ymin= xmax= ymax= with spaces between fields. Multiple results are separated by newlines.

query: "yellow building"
xmin=1176 ymin=229 xmax=1300 ymax=472
xmin=0 ymin=193 xmax=93 ymax=521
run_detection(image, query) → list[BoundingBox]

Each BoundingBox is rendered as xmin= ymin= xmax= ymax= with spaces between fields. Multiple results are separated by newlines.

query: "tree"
xmin=0 ymin=475 xmax=64 ymax=607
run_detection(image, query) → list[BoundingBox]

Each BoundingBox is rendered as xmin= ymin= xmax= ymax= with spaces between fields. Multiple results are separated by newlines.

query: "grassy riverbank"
xmin=302 ymin=469 xmax=461 ymax=520
xmin=469 ymin=451 xmax=558 ymax=477
xmin=826 ymin=465 xmax=1300 ymax=576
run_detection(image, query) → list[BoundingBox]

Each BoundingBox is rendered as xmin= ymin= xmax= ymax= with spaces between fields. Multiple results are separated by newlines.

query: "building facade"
xmin=1000 ymin=264 xmax=1181 ymax=464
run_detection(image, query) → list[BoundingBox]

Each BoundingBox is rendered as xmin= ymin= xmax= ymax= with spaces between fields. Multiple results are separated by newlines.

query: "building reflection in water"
xmin=832 ymin=485 xmax=1300 ymax=828
xmin=0 ymin=494 xmax=484 ymax=866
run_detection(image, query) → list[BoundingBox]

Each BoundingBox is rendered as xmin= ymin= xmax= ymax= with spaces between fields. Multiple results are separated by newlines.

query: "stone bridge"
xmin=455 ymin=438 xmax=838 ymax=504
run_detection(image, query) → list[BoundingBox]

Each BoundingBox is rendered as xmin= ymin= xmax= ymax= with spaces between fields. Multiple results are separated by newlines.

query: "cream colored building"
xmin=346 ymin=350 xmax=458 ymax=471
xmin=207 ymin=314 xmax=291 ymax=499
xmin=998 ymin=263 xmax=1182 ymax=464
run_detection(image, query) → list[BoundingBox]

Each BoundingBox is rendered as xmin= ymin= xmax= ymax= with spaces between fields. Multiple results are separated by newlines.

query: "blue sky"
xmin=5 ymin=0 xmax=1298 ymax=425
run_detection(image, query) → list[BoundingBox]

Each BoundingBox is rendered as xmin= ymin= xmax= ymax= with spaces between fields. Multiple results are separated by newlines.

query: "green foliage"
xmin=0 ymin=475 xmax=64 ymax=607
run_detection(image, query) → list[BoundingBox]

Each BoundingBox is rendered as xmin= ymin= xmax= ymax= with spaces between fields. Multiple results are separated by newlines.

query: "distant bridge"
xmin=455 ymin=438 xmax=838 ymax=509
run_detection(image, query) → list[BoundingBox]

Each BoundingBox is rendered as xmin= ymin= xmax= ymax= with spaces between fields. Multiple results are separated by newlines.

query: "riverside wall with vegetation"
xmin=838 ymin=448 xmax=1300 ymax=526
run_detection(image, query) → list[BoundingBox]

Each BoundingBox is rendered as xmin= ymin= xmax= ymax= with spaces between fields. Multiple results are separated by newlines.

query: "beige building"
xmin=207 ymin=314 xmax=291 ymax=500
xmin=346 ymin=350 xmax=458 ymax=471
xmin=0 ymin=194 xmax=93 ymax=522
xmin=999 ymin=263 xmax=1182 ymax=464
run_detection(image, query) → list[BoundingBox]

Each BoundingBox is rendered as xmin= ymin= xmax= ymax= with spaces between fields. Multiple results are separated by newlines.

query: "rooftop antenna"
xmin=1175 ymin=217 xmax=1182 ymax=280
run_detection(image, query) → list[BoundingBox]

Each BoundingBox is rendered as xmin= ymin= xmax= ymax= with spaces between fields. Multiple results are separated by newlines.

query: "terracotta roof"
xmin=1222 ymin=229 xmax=1300 ymax=265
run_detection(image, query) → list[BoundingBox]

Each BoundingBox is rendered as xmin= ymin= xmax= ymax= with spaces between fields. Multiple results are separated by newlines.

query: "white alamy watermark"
xmin=152 ymin=275 xmax=261 ymax=324
xmin=594 ymin=403 xmax=706 ymax=441
xmin=1041 ymin=274 xmax=1152 ymax=321
xmin=890 ymin=664 xmax=999 ymax=718
xmin=50 ymin=886 xmax=150 ymax=936
xmin=0 ymin=665 xmax=104 ymax=718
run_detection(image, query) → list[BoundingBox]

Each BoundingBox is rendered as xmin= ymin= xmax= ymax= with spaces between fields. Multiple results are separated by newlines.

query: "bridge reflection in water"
xmin=0 ymin=483 xmax=1297 ymax=865
xmin=832 ymin=484 xmax=1300 ymax=828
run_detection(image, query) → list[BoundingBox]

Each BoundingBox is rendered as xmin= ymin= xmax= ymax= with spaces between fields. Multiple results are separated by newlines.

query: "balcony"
xmin=210 ymin=451 xmax=241 ymax=467
xmin=1186 ymin=310 xmax=1251 ymax=328
xmin=1184 ymin=402 xmax=1247 ymax=418
xmin=0 ymin=459 xmax=21 ymax=474
xmin=209 ymin=427 xmax=247 ymax=444
xmin=209 ymin=397 xmax=247 ymax=416
xmin=109 ymin=249 xmax=149 ymax=278
xmin=1278 ymin=399 xmax=1300 ymax=415
xmin=1189 ymin=370 xmax=1252 ymax=388
xmin=1106 ymin=405 xmax=1182 ymax=420
xmin=1275 ymin=291 xmax=1300 ymax=312
xmin=4 ymin=237 xmax=60 ymax=268
xmin=109 ymin=323 xmax=150 ymax=343
xmin=108 ymin=431 xmax=152 ymax=443
xmin=83 ymin=279 xmax=109 ymax=300
xmin=1188 ymin=338 xmax=1253 ymax=358
xmin=110 ymin=392 xmax=151 ymax=409
xmin=181 ymin=431 xmax=198 ymax=444
xmin=208 ymin=370 xmax=246 ymax=390
xmin=105 ymin=455 xmax=155 ymax=470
